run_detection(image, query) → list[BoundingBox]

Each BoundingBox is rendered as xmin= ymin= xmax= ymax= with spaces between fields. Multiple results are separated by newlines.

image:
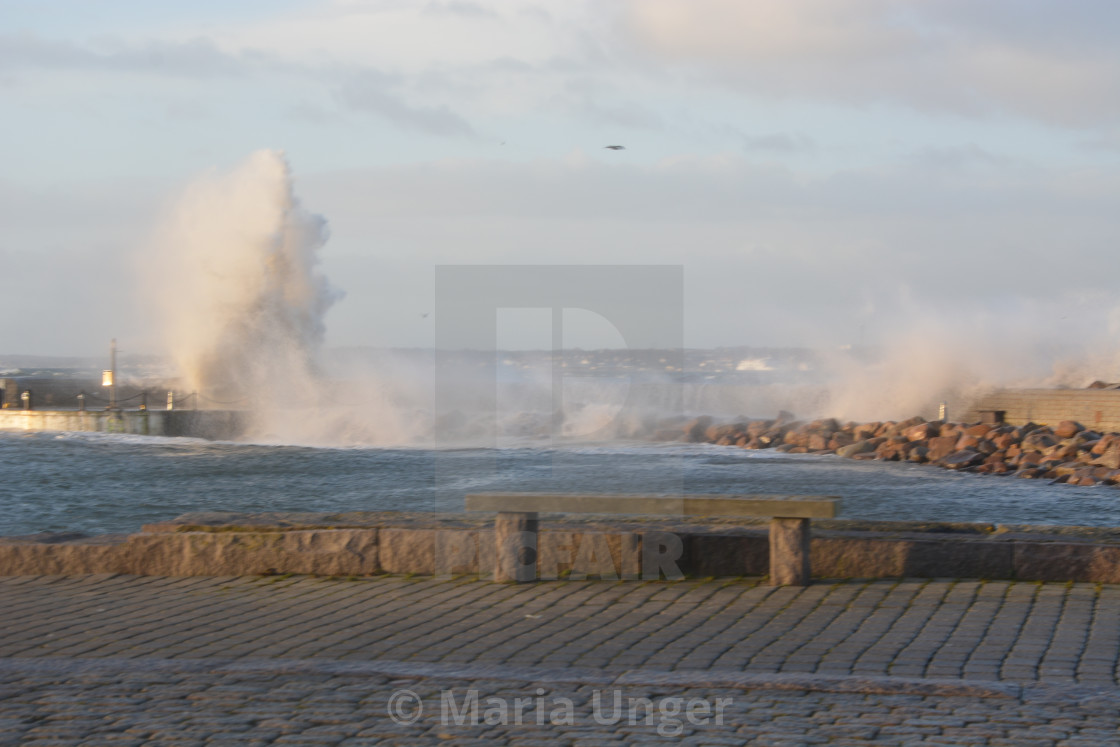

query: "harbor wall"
xmin=5 ymin=513 xmax=1120 ymax=584
xmin=0 ymin=409 xmax=247 ymax=440
xmin=963 ymin=388 xmax=1120 ymax=430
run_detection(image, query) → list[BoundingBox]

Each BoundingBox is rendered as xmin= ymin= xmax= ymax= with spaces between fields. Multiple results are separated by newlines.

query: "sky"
xmin=2 ymin=0 xmax=1120 ymax=358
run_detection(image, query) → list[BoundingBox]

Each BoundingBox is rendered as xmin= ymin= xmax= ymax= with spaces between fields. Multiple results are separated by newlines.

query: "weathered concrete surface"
xmin=8 ymin=511 xmax=1120 ymax=583
xmin=0 ymin=528 xmax=380 ymax=577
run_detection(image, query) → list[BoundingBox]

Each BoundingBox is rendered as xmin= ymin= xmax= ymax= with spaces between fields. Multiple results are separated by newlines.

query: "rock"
xmin=957 ymin=434 xmax=983 ymax=451
xmin=1016 ymin=468 xmax=1044 ymax=479
xmin=809 ymin=417 xmax=842 ymax=433
xmin=1054 ymin=420 xmax=1084 ymax=439
xmin=783 ymin=429 xmax=810 ymax=448
xmin=1093 ymin=444 xmax=1120 ymax=470
xmin=1051 ymin=462 xmax=1084 ymax=477
xmin=706 ymin=423 xmax=742 ymax=442
xmin=685 ymin=416 xmax=713 ymax=442
xmin=940 ymin=450 xmax=984 ymax=469
xmin=746 ymin=420 xmax=773 ymax=437
xmin=1022 ymin=432 xmax=1058 ymax=452
xmin=854 ymin=422 xmax=880 ymax=440
xmin=828 ymin=432 xmax=855 ymax=450
xmin=1050 ymin=443 xmax=1080 ymax=461
xmin=989 ymin=460 xmax=1012 ymax=475
xmin=992 ymin=432 xmax=1018 ymax=450
xmin=965 ymin=424 xmax=993 ymax=438
xmin=907 ymin=446 xmax=929 ymax=463
xmin=837 ymin=438 xmax=882 ymax=458
xmin=897 ymin=415 xmax=926 ymax=429
xmin=904 ymin=422 xmax=938 ymax=441
xmin=1091 ymin=434 xmax=1117 ymax=456
xmin=939 ymin=424 xmax=962 ymax=439
xmin=926 ymin=436 xmax=960 ymax=462
xmin=808 ymin=433 xmax=830 ymax=451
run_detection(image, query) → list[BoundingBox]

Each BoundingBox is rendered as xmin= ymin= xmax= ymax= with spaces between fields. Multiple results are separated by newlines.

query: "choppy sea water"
xmin=2 ymin=430 xmax=1120 ymax=536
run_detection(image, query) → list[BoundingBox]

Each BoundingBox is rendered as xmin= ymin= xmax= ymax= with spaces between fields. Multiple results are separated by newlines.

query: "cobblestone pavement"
xmin=2 ymin=574 xmax=1120 ymax=744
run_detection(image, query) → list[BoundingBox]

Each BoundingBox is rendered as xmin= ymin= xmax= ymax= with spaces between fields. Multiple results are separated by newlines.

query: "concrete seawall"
xmin=6 ymin=511 xmax=1120 ymax=583
xmin=965 ymin=388 xmax=1120 ymax=431
xmin=0 ymin=409 xmax=247 ymax=440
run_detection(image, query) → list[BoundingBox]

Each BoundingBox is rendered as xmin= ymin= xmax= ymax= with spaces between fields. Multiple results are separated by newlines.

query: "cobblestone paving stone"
xmin=2 ymin=575 xmax=1120 ymax=744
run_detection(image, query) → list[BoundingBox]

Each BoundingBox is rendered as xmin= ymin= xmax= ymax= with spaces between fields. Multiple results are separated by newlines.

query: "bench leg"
xmin=495 ymin=511 xmax=538 ymax=583
xmin=769 ymin=517 xmax=811 ymax=586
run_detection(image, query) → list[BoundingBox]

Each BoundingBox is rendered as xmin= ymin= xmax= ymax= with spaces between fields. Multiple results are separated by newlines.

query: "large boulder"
xmin=853 ymin=422 xmax=880 ymax=440
xmin=685 ymin=416 xmax=714 ymax=442
xmin=1093 ymin=444 xmax=1120 ymax=471
xmin=1022 ymin=431 xmax=1058 ymax=452
xmin=706 ymin=423 xmax=743 ymax=443
xmin=904 ymin=422 xmax=938 ymax=442
xmin=837 ymin=439 xmax=876 ymax=458
xmin=939 ymin=424 xmax=963 ymax=439
xmin=926 ymin=435 xmax=960 ymax=462
xmin=940 ymin=450 xmax=985 ymax=469
xmin=991 ymin=432 xmax=1018 ymax=450
xmin=1054 ymin=420 xmax=1085 ymax=439
xmin=808 ymin=433 xmax=831 ymax=451
xmin=746 ymin=420 xmax=774 ymax=437
xmin=808 ymin=417 xmax=842 ymax=433
xmin=1091 ymin=434 xmax=1117 ymax=456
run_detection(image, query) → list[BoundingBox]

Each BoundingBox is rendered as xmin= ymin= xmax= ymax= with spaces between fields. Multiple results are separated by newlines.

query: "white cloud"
xmin=619 ymin=0 xmax=1120 ymax=127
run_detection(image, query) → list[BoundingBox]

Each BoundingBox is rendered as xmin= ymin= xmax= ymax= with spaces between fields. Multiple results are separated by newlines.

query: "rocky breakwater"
xmin=662 ymin=414 xmax=1120 ymax=487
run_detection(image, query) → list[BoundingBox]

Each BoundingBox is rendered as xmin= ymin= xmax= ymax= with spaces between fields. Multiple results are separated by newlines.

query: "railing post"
xmin=494 ymin=511 xmax=538 ymax=583
xmin=769 ymin=517 xmax=811 ymax=586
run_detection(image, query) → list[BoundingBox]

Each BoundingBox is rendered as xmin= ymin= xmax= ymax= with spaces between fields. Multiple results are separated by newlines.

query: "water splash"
xmin=146 ymin=150 xmax=341 ymax=434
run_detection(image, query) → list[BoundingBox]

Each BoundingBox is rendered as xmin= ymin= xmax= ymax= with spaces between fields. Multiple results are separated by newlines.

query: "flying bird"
xmin=604 ymin=145 xmax=625 ymax=150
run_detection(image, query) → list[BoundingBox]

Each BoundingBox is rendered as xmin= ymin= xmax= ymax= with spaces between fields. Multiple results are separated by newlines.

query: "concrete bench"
xmin=464 ymin=493 xmax=840 ymax=586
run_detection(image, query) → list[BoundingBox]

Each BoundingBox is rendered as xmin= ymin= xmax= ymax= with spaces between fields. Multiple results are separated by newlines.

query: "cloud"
xmin=0 ymin=34 xmax=253 ymax=77
xmin=336 ymin=71 xmax=476 ymax=136
xmin=618 ymin=0 xmax=1120 ymax=127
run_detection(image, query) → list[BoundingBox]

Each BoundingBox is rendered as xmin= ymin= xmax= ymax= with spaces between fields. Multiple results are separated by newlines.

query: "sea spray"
xmin=144 ymin=150 xmax=341 ymax=438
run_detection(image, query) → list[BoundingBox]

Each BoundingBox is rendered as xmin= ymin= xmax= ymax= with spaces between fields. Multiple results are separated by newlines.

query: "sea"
xmin=2 ymin=429 xmax=1119 ymax=536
